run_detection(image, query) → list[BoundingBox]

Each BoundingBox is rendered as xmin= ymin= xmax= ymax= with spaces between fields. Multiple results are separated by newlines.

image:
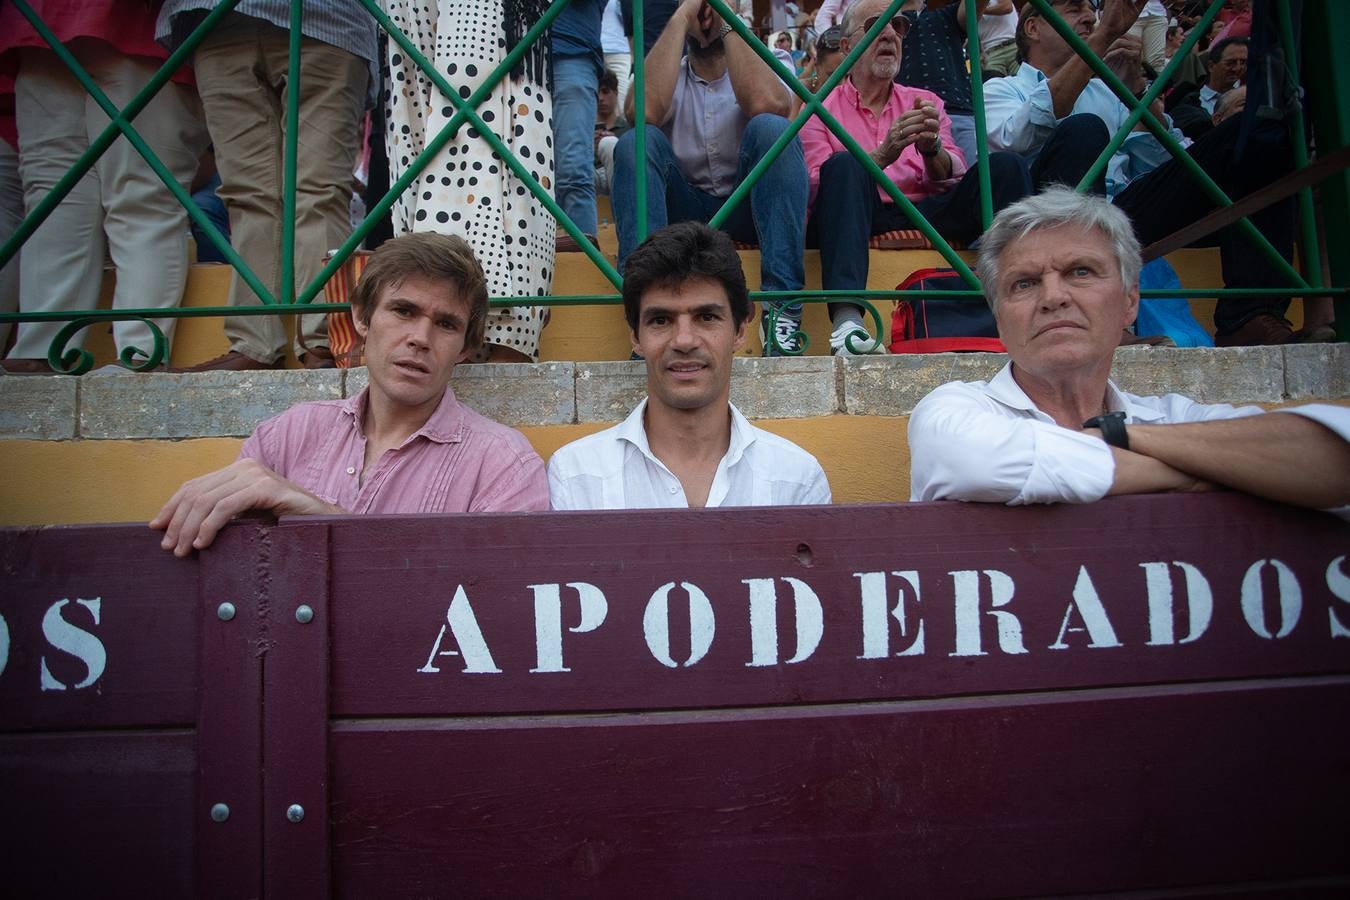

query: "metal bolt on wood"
xmin=286 ymin=804 xmax=305 ymax=823
xmin=295 ymin=605 xmax=314 ymax=624
xmin=209 ymin=803 xmax=230 ymax=823
xmin=216 ymin=602 xmax=236 ymax=622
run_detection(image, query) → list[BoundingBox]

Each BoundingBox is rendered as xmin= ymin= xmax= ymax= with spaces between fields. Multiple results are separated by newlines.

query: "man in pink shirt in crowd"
xmin=151 ymin=233 xmax=549 ymax=556
xmin=801 ymin=0 xmax=1031 ymax=354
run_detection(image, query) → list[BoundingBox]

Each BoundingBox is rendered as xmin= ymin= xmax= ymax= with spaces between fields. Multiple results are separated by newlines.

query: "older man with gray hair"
xmin=907 ymin=187 xmax=1350 ymax=518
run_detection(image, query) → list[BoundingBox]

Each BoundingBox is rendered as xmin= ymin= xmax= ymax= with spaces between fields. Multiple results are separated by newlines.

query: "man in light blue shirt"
xmin=983 ymin=0 xmax=1320 ymax=348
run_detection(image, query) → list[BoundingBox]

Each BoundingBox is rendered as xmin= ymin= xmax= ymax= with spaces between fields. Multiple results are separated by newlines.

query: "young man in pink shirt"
xmin=801 ymin=0 xmax=1031 ymax=354
xmin=151 ymin=233 xmax=549 ymax=556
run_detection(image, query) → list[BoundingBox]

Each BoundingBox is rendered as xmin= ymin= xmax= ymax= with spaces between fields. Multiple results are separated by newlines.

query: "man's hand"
xmin=683 ymin=0 xmax=720 ymax=48
xmin=149 ymin=459 xmax=344 ymax=557
xmin=875 ymin=97 xmax=940 ymax=166
xmin=1096 ymin=0 xmax=1149 ymax=44
xmin=1101 ymin=34 xmax=1145 ymax=92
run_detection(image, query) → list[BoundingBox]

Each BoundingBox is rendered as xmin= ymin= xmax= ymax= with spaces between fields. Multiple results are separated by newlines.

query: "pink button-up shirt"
xmin=239 ymin=387 xmax=549 ymax=515
xmin=801 ymin=77 xmax=967 ymax=213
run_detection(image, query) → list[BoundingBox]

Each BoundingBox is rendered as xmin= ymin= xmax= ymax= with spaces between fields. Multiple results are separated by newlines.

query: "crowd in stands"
xmin=0 ymin=0 xmax=1339 ymax=377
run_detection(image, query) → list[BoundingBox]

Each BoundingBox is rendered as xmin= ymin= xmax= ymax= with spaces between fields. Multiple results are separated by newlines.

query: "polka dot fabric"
xmin=382 ymin=0 xmax=554 ymax=360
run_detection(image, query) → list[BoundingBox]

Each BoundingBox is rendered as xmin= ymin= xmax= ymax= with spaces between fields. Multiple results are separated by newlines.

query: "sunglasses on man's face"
xmin=855 ymin=14 xmax=910 ymax=38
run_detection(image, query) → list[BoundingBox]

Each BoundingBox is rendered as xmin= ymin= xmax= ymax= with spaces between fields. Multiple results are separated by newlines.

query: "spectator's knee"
xmin=819 ymin=150 xmax=867 ymax=186
xmin=1057 ymin=114 xmax=1110 ymax=148
xmin=615 ymin=125 xmax=666 ymax=170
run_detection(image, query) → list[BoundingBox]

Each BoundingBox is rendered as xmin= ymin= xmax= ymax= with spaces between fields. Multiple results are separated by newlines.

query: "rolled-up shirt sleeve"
xmin=908 ymin=383 xmax=1116 ymax=505
xmin=983 ymin=76 xmax=1057 ymax=156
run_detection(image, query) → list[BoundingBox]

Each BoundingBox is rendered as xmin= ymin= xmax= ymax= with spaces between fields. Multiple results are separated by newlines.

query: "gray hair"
xmin=976 ymin=187 xmax=1142 ymax=311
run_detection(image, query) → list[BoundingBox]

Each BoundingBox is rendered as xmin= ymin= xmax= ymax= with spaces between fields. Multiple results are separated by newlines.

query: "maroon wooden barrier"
xmin=2 ymin=494 xmax=1348 ymax=897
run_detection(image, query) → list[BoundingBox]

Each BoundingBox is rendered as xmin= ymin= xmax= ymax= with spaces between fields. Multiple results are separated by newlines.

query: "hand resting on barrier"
xmin=149 ymin=458 xmax=344 ymax=557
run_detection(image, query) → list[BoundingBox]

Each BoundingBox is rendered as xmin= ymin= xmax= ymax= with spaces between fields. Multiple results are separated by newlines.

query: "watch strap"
xmin=1083 ymin=410 xmax=1130 ymax=450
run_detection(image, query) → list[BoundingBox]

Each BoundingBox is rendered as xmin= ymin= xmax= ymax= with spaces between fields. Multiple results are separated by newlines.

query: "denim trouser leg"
xmin=813 ymin=151 xmax=882 ymax=317
xmin=552 ymin=54 xmax=599 ymax=237
xmin=948 ymin=114 xmax=979 ymax=168
xmin=736 ymin=114 xmax=806 ymax=316
xmin=614 ymin=125 xmax=708 ymax=266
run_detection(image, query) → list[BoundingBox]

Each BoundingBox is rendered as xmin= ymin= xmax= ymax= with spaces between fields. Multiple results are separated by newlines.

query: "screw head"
xmin=295 ymin=605 xmax=314 ymax=624
xmin=286 ymin=804 xmax=305 ymax=823
xmin=210 ymin=803 xmax=230 ymax=823
xmin=216 ymin=602 xmax=236 ymax=622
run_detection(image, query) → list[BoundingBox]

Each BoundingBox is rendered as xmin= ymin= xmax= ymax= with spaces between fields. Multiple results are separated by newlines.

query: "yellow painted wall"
xmin=0 ymin=416 xmax=910 ymax=526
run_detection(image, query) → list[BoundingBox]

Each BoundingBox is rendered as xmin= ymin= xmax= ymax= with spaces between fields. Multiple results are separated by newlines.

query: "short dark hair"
xmin=620 ymin=222 xmax=751 ymax=333
xmin=349 ymin=232 xmax=489 ymax=351
xmin=1208 ymin=35 xmax=1248 ymax=67
xmin=599 ymin=69 xmax=618 ymax=93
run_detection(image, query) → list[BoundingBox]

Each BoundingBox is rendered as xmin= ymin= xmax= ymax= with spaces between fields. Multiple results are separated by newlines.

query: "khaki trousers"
xmin=11 ymin=46 xmax=206 ymax=361
xmin=193 ymin=15 xmax=367 ymax=363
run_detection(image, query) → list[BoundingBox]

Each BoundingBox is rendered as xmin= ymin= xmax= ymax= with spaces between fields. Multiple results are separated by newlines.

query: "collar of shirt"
xmin=987 ymin=362 xmax=1170 ymax=425
xmin=614 ymin=397 xmax=758 ymax=506
xmin=341 ymin=385 xmax=468 ymax=450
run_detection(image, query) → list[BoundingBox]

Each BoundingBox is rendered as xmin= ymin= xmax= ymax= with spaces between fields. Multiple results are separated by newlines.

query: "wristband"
xmin=1083 ymin=411 xmax=1129 ymax=450
xmin=716 ymin=21 xmax=734 ymax=39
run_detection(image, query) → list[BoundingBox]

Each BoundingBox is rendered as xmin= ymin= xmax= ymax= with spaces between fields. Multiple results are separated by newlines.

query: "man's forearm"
xmin=1125 ymin=412 xmax=1350 ymax=510
xmin=628 ymin=10 xmax=690 ymax=125
xmin=725 ymin=28 xmax=790 ymax=117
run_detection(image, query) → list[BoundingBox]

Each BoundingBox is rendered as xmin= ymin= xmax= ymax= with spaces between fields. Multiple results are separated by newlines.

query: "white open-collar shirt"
xmin=548 ymin=399 xmax=832 ymax=510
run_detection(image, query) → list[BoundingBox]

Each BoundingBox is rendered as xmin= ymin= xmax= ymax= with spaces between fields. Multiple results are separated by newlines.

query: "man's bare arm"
xmin=722 ymin=12 xmax=791 ymax=116
xmin=1045 ymin=0 xmax=1146 ymax=117
xmin=1123 ymin=412 xmax=1350 ymax=510
xmin=150 ymin=458 xmax=345 ymax=557
xmin=624 ymin=0 xmax=700 ymax=125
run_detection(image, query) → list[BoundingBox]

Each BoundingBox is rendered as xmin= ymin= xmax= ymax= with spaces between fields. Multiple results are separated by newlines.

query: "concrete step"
xmin=63 ymin=227 xmax=1289 ymax=369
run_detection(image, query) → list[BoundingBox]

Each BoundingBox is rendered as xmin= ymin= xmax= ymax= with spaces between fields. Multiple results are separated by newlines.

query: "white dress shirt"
xmin=983 ymin=62 xmax=1187 ymax=196
xmin=1199 ymin=83 xmax=1222 ymax=115
xmin=548 ymin=399 xmax=832 ymax=510
xmin=908 ymin=362 xmax=1350 ymax=520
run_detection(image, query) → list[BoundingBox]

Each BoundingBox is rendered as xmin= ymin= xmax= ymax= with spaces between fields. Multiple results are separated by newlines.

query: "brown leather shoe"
xmin=172 ymin=350 xmax=283 ymax=373
xmin=1215 ymin=314 xmax=1298 ymax=347
xmin=299 ymin=347 xmax=336 ymax=369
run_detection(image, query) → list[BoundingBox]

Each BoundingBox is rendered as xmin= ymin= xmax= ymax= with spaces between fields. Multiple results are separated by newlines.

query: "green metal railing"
xmin=0 ymin=0 xmax=1346 ymax=372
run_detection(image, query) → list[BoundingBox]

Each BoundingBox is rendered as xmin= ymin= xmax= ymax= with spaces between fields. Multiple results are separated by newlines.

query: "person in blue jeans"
xmin=613 ymin=0 xmax=808 ymax=355
xmin=552 ymin=0 xmax=605 ymax=242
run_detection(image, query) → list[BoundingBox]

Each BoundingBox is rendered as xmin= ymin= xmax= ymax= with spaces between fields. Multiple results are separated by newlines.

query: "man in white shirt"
xmin=612 ymin=0 xmax=808 ymax=356
xmin=984 ymin=0 xmax=1320 ymax=347
xmin=908 ymin=188 xmax=1350 ymax=519
xmin=548 ymin=222 xmax=832 ymax=510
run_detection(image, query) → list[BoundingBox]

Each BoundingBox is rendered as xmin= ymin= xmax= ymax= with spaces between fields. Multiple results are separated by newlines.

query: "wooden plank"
xmin=262 ymin=523 xmax=330 ymax=900
xmin=1 ymin=730 xmax=196 ymax=898
xmin=196 ymin=520 xmax=266 ymax=900
xmin=328 ymin=679 xmax=1350 ymax=896
xmin=324 ymin=494 xmax=1350 ymax=716
xmin=0 ymin=524 xmax=199 ymax=730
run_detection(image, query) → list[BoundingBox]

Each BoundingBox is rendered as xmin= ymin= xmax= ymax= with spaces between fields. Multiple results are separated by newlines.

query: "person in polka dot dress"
xmin=382 ymin=0 xmax=555 ymax=362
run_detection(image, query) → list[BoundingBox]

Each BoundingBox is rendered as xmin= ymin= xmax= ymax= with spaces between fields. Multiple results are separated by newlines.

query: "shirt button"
xmin=346 ymin=466 xmax=356 ymax=475
xmin=669 ymin=486 xmax=678 ymax=494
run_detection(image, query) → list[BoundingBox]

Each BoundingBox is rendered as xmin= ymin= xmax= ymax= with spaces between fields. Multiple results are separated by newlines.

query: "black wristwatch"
xmin=918 ymin=133 xmax=943 ymax=158
xmin=1083 ymin=411 xmax=1129 ymax=450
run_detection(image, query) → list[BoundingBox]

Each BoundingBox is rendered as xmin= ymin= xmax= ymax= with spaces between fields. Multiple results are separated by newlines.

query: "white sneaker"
xmin=829 ymin=320 xmax=886 ymax=356
xmin=762 ymin=312 xmax=804 ymax=356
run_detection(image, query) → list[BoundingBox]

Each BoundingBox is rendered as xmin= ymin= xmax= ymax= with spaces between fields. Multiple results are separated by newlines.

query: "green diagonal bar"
xmin=309 ymin=0 xmax=621 ymax=305
xmin=1028 ymin=0 xmax=1307 ymax=289
xmin=965 ymin=0 xmax=993 ymax=230
xmin=705 ymin=0 xmax=980 ymax=287
xmin=0 ymin=0 xmax=262 ymax=300
xmin=281 ymin=0 xmax=303 ymax=305
xmin=1276 ymin=0 xmax=1324 ymax=294
xmin=1074 ymin=0 xmax=1222 ymax=192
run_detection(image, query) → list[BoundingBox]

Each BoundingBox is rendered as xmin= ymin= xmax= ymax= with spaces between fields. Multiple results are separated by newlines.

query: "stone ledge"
xmin=1 ymin=347 xmax=1345 ymax=440
xmin=79 ymin=369 xmax=344 ymax=439
xmin=0 ymin=376 xmax=77 ymax=440
xmin=346 ymin=362 xmax=576 ymax=427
